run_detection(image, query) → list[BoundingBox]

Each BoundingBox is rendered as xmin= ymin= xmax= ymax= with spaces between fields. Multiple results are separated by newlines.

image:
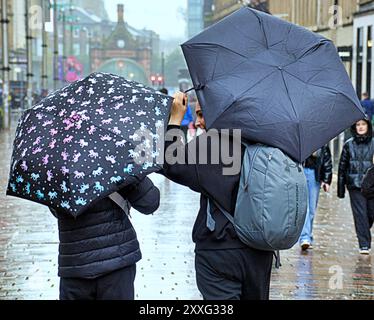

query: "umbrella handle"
xmin=184 ymin=83 xmax=205 ymax=94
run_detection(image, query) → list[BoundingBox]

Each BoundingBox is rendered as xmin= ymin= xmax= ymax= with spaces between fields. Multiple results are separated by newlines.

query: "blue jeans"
xmin=299 ymin=168 xmax=321 ymax=245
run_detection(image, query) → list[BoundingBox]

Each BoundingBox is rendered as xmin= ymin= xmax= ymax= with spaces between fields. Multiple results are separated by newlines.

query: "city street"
xmin=0 ymin=111 xmax=373 ymax=300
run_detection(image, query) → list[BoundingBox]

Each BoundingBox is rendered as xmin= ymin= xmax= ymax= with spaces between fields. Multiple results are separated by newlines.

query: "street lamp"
xmin=117 ymin=60 xmax=125 ymax=70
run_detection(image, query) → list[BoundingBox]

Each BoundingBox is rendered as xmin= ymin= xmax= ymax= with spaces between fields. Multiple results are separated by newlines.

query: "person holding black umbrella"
xmin=162 ymin=92 xmax=274 ymax=300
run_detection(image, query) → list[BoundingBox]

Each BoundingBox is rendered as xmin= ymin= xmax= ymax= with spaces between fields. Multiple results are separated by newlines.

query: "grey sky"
xmin=104 ymin=0 xmax=187 ymax=40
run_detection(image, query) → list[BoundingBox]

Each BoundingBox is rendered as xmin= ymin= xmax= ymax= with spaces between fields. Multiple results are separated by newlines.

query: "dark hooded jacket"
xmin=304 ymin=145 xmax=333 ymax=184
xmin=338 ymin=119 xmax=374 ymax=198
xmin=52 ymin=177 xmax=160 ymax=279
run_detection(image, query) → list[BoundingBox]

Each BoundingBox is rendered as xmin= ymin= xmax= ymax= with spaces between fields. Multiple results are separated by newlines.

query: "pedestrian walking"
xmin=162 ymin=93 xmax=273 ymax=300
xmin=300 ymin=146 xmax=332 ymax=251
xmin=51 ymin=177 xmax=160 ymax=300
xmin=360 ymin=93 xmax=374 ymax=123
xmin=6 ymin=72 xmax=173 ymax=299
xmin=338 ymin=119 xmax=374 ymax=255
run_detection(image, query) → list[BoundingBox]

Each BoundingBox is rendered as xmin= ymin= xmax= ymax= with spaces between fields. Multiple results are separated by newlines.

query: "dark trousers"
xmin=349 ymin=190 xmax=374 ymax=249
xmin=59 ymin=264 xmax=136 ymax=300
xmin=195 ymin=247 xmax=273 ymax=300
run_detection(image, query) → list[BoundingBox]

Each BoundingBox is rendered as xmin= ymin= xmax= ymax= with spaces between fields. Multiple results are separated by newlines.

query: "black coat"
xmin=361 ymin=165 xmax=374 ymax=199
xmin=304 ymin=146 xmax=333 ymax=184
xmin=161 ymin=125 xmax=247 ymax=250
xmin=52 ymin=177 xmax=160 ymax=279
xmin=338 ymin=119 xmax=374 ymax=198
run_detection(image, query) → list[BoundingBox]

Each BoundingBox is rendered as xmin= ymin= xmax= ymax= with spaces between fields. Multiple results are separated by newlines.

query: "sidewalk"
xmin=0 ymin=120 xmax=373 ymax=300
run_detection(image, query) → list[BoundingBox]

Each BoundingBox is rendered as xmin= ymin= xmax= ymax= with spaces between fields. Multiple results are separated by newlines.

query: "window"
xmin=367 ymin=26 xmax=372 ymax=96
xmin=73 ymin=43 xmax=80 ymax=56
xmin=356 ymin=27 xmax=363 ymax=97
xmin=73 ymin=27 xmax=80 ymax=38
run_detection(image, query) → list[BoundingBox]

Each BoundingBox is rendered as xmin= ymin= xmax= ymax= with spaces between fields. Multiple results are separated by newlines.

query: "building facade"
xmin=188 ymin=0 xmax=205 ymax=38
xmin=207 ymin=1 xmax=359 ymax=78
xmin=269 ymin=0 xmax=358 ymax=78
xmin=203 ymin=0 xmax=214 ymax=28
xmin=208 ymin=0 xmax=269 ymax=25
xmin=89 ymin=4 xmax=156 ymax=85
xmin=352 ymin=0 xmax=374 ymax=97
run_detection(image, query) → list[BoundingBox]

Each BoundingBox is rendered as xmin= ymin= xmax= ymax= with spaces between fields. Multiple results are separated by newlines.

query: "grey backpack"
xmin=211 ymin=143 xmax=308 ymax=255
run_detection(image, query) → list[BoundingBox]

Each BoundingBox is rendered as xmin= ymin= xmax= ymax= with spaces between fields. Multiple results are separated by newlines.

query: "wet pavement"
xmin=0 ymin=111 xmax=373 ymax=300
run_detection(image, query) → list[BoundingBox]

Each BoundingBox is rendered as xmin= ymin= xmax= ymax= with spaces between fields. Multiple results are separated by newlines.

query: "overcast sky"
xmin=104 ymin=0 xmax=187 ymax=40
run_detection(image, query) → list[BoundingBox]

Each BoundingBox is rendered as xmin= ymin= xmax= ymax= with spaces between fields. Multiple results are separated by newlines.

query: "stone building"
xmin=90 ymin=4 xmax=157 ymax=84
xmin=352 ymin=0 xmax=374 ymax=97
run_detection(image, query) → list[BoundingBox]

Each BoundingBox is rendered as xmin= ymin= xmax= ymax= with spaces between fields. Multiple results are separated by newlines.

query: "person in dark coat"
xmin=338 ymin=118 xmax=374 ymax=255
xmin=299 ymin=145 xmax=332 ymax=250
xmin=360 ymin=93 xmax=374 ymax=123
xmin=161 ymin=92 xmax=273 ymax=300
xmin=50 ymin=176 xmax=160 ymax=300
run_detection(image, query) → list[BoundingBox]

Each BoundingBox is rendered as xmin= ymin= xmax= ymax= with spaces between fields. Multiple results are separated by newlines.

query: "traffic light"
xmin=157 ymin=75 xmax=164 ymax=86
xmin=150 ymin=75 xmax=156 ymax=86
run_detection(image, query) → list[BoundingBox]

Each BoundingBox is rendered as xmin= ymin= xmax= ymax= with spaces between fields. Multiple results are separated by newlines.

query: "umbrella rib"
xmin=234 ymin=70 xmax=278 ymax=101
xmin=209 ymin=58 xmax=275 ymax=85
xmin=280 ymin=72 xmax=298 ymax=120
xmin=210 ymin=70 xmax=278 ymax=126
xmin=226 ymin=12 xmax=267 ymax=48
xmin=249 ymin=8 xmax=268 ymax=49
xmin=191 ymin=42 xmax=250 ymax=60
xmin=188 ymin=42 xmax=271 ymax=86
xmin=270 ymin=24 xmax=293 ymax=51
xmin=297 ymin=39 xmax=328 ymax=61
xmin=282 ymin=69 xmax=362 ymax=109
xmin=280 ymin=70 xmax=302 ymax=162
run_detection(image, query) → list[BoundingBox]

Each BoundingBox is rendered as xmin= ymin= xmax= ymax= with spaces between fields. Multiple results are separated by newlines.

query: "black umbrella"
xmin=6 ymin=72 xmax=172 ymax=217
xmin=181 ymin=7 xmax=365 ymax=162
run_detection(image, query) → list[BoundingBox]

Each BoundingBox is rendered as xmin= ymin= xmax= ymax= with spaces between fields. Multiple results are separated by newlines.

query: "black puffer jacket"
xmin=53 ymin=177 xmax=160 ymax=279
xmin=304 ymin=145 xmax=333 ymax=184
xmin=338 ymin=119 xmax=374 ymax=198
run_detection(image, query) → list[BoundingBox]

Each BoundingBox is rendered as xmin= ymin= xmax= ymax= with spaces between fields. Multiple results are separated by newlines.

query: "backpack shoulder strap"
xmin=193 ymin=158 xmax=235 ymax=228
xmin=209 ymin=198 xmax=235 ymax=225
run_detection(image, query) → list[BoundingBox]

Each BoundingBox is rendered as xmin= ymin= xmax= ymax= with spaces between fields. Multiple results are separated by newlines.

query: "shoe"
xmin=300 ymin=240 xmax=310 ymax=251
xmin=359 ymin=247 xmax=370 ymax=255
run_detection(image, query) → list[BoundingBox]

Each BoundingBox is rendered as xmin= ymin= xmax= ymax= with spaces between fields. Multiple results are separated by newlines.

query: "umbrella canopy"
xmin=181 ymin=7 xmax=365 ymax=162
xmin=6 ymin=72 xmax=172 ymax=217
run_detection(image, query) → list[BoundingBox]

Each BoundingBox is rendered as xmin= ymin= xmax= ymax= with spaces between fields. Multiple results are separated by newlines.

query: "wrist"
xmin=168 ymin=117 xmax=183 ymax=126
